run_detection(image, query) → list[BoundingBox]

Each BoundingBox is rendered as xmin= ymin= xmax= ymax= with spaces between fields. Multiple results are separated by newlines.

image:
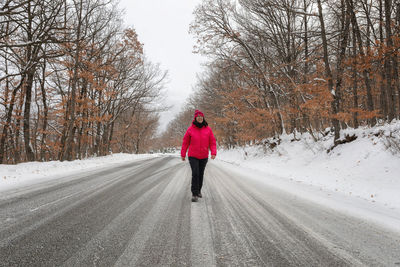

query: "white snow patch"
xmin=217 ymin=120 xmax=400 ymax=212
xmin=0 ymin=153 xmax=160 ymax=192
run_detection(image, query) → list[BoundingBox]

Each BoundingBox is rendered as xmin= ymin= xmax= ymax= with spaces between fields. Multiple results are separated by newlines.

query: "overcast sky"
xmin=118 ymin=0 xmax=205 ymax=132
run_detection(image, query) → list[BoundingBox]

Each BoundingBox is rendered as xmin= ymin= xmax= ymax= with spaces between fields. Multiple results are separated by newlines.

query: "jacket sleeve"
xmin=181 ymin=128 xmax=191 ymax=158
xmin=209 ymin=128 xmax=217 ymax=156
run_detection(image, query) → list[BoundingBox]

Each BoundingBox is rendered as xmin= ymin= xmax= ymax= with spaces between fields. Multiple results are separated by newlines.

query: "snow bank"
xmin=218 ymin=120 xmax=400 ymax=210
xmin=0 ymin=153 xmax=159 ymax=192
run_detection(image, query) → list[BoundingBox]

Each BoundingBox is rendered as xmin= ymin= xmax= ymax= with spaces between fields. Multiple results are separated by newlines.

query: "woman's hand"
xmin=181 ymin=157 xmax=186 ymax=161
xmin=211 ymin=155 xmax=216 ymax=160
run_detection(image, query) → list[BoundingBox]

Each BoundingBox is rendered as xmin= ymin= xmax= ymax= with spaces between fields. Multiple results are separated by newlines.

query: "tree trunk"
xmin=77 ymin=80 xmax=88 ymax=160
xmin=384 ymin=0 xmax=396 ymax=120
xmin=0 ymin=80 xmax=23 ymax=163
xmin=397 ymin=1 xmax=400 ymax=117
xmin=303 ymin=0 xmax=309 ymax=81
xmin=107 ymin=120 xmax=115 ymax=153
xmin=317 ymin=0 xmax=340 ymax=142
xmin=22 ymin=1 xmax=35 ymax=162
xmin=40 ymin=69 xmax=49 ymax=161
xmin=23 ymin=68 xmax=36 ymax=161
xmin=379 ymin=0 xmax=388 ymax=119
xmin=0 ymin=21 xmax=12 ymax=163
xmin=352 ymin=23 xmax=359 ymax=128
xmin=60 ymin=0 xmax=83 ymax=161
xmin=14 ymin=77 xmax=27 ymax=163
xmin=347 ymin=0 xmax=375 ymax=124
xmin=335 ymin=0 xmax=351 ymax=115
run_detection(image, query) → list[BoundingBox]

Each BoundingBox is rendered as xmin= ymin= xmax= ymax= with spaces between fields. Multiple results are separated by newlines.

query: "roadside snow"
xmin=0 ymin=153 xmax=159 ymax=193
xmin=217 ymin=120 xmax=400 ymax=211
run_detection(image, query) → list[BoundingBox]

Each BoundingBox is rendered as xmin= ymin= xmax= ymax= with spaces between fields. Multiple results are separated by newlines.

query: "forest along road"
xmin=0 ymin=156 xmax=399 ymax=266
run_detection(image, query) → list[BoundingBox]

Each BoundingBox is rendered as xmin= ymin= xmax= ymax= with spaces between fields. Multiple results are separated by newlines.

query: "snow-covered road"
xmin=0 ymin=156 xmax=399 ymax=266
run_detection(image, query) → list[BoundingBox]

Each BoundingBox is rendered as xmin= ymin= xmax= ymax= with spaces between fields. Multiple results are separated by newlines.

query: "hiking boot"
xmin=191 ymin=195 xmax=198 ymax=202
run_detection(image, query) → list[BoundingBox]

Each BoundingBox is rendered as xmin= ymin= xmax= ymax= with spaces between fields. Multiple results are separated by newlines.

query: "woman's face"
xmin=196 ymin=116 xmax=204 ymax=123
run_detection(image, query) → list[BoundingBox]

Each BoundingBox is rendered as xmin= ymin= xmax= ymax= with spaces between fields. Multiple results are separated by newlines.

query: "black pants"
xmin=189 ymin=157 xmax=208 ymax=196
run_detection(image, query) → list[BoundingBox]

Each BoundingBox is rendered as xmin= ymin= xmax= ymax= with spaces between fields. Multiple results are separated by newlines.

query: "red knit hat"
xmin=194 ymin=109 xmax=204 ymax=119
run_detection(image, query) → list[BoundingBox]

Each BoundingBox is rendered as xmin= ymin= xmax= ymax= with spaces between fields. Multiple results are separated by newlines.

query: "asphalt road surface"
xmin=0 ymin=156 xmax=399 ymax=266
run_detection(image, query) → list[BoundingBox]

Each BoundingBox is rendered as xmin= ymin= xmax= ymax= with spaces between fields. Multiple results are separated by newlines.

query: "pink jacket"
xmin=181 ymin=124 xmax=217 ymax=159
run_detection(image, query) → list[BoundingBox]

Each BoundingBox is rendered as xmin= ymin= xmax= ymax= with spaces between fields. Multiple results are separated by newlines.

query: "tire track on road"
xmin=114 ymin=163 xmax=190 ymax=266
xmin=207 ymin=161 xmax=400 ymax=266
xmin=0 ymin=157 xmax=176 ymax=267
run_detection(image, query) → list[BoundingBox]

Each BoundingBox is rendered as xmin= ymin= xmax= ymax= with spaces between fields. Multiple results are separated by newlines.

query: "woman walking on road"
xmin=181 ymin=110 xmax=217 ymax=202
